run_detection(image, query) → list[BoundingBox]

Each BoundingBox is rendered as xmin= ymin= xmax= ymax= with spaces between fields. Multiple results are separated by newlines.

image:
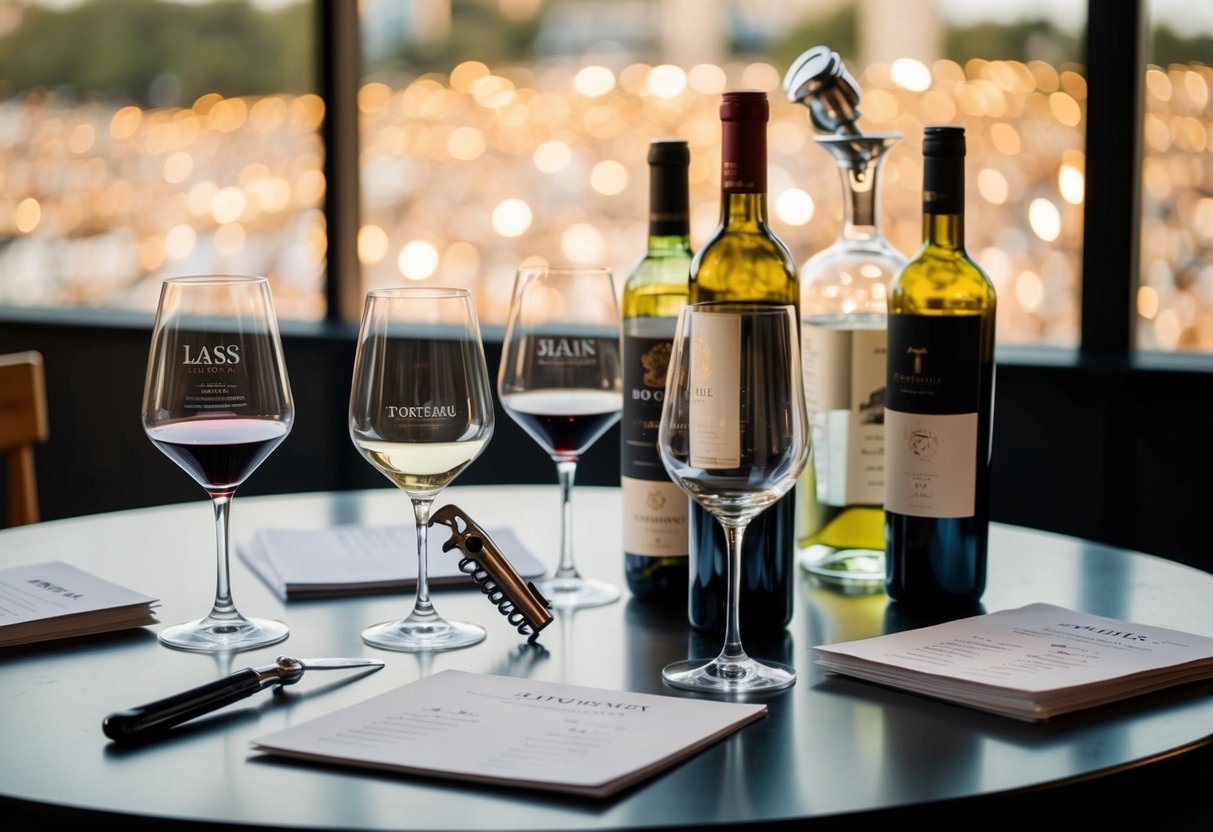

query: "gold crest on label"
xmin=641 ymin=342 xmax=672 ymax=388
xmin=646 ymin=486 xmax=667 ymax=511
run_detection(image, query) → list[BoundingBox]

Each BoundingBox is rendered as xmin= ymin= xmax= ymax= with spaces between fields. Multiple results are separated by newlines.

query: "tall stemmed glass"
xmin=142 ymin=275 xmax=293 ymax=653
xmin=658 ymin=303 xmax=809 ymax=692
xmin=350 ymin=287 xmax=495 ymax=652
xmin=498 ymin=265 xmax=624 ymax=610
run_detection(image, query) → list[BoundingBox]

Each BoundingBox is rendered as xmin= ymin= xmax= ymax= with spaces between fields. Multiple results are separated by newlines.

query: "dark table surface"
xmin=1 ymin=485 xmax=1212 ymax=830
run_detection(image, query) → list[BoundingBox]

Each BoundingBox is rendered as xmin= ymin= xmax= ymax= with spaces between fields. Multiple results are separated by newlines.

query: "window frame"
xmin=323 ymin=0 xmax=1152 ymax=358
xmin=2 ymin=0 xmax=1209 ymax=566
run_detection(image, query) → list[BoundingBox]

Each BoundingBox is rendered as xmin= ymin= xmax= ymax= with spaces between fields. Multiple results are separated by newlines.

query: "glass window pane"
xmin=359 ymin=0 xmax=1086 ymax=346
xmin=1139 ymin=1 xmax=1213 ymax=352
xmin=0 ymin=0 xmax=324 ymax=320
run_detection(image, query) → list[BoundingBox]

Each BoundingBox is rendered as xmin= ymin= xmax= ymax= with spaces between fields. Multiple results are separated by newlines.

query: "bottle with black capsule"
xmin=621 ymin=139 xmax=692 ymax=604
xmin=687 ymin=89 xmax=799 ymax=635
xmin=884 ymin=125 xmax=996 ymax=608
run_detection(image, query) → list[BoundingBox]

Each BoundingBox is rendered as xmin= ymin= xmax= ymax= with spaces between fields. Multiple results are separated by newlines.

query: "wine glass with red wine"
xmin=142 ymin=275 xmax=294 ymax=652
xmin=657 ymin=303 xmax=809 ymax=693
xmin=498 ymin=265 xmax=624 ymax=609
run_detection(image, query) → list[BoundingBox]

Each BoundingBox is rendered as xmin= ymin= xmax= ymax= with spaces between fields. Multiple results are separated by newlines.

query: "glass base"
xmin=801 ymin=545 xmax=885 ymax=594
xmin=362 ymin=617 xmax=486 ymax=653
xmin=662 ymin=656 xmax=796 ymax=694
xmin=536 ymin=576 xmax=620 ymax=610
xmin=159 ymin=615 xmax=289 ymax=653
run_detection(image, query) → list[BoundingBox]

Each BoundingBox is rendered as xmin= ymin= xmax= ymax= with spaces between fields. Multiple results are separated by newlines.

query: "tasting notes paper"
xmin=813 ymin=602 xmax=1213 ymax=721
xmin=238 ymin=525 xmax=546 ymax=600
xmin=252 ymin=669 xmax=766 ymax=798
xmin=0 ymin=561 xmax=158 ymax=647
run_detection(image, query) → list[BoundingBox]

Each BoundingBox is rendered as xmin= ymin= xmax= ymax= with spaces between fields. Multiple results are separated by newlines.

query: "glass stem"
xmin=554 ymin=459 xmax=580 ymax=579
xmin=208 ymin=493 xmax=240 ymax=623
xmin=717 ymin=519 xmax=751 ymax=670
xmin=407 ymin=497 xmax=438 ymax=624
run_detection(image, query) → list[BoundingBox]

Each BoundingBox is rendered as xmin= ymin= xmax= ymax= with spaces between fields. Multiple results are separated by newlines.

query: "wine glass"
xmin=498 ymin=265 xmax=624 ymax=609
xmin=142 ymin=275 xmax=293 ymax=653
xmin=658 ymin=302 xmax=810 ymax=692
xmin=350 ymin=287 xmax=495 ymax=652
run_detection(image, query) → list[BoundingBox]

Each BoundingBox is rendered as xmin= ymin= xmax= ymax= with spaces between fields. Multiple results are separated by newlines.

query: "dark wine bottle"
xmin=687 ymin=90 xmax=799 ymax=634
xmin=884 ymin=125 xmax=997 ymax=607
xmin=622 ymin=139 xmax=692 ymax=604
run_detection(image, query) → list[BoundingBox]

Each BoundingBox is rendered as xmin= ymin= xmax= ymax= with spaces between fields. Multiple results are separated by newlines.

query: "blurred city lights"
xmin=647 ymin=65 xmax=688 ymax=98
xmin=891 ymin=59 xmax=932 ymax=93
xmin=492 ymin=199 xmax=533 ymax=237
xmin=574 ymin=66 xmax=615 ymax=97
xmin=1029 ymin=198 xmax=1062 ymax=242
xmin=775 ymin=189 xmax=814 ymax=226
xmin=3 ymin=46 xmax=1211 ymax=351
xmin=398 ymin=240 xmax=439 ymax=281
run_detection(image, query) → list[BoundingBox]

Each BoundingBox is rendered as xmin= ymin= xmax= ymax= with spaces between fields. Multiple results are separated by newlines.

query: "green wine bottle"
xmin=687 ymin=90 xmax=799 ymax=634
xmin=885 ymin=125 xmax=997 ymax=608
xmin=621 ymin=139 xmax=692 ymax=605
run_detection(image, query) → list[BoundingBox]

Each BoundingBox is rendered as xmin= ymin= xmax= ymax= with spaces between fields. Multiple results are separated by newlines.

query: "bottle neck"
xmin=921 ymin=151 xmax=965 ymax=250
xmin=649 ymin=161 xmax=689 ymax=240
xmin=719 ymin=108 xmax=768 ymax=231
xmin=646 ymin=232 xmax=691 ymax=254
xmin=720 ymin=191 xmax=770 ymax=230
xmin=923 ymin=213 xmax=964 ymax=250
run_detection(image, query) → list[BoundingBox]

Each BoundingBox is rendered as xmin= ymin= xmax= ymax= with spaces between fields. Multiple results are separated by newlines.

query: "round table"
xmin=1 ymin=485 xmax=1211 ymax=829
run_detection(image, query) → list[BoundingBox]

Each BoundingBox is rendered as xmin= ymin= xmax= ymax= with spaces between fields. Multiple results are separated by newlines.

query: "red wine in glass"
xmin=147 ymin=418 xmax=289 ymax=493
xmin=501 ymin=389 xmax=621 ymax=460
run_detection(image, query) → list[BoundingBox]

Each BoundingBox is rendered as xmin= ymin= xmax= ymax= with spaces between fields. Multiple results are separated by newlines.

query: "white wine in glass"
xmin=350 ymin=287 xmax=495 ymax=652
xmin=142 ymin=275 xmax=293 ymax=653
xmin=498 ymin=265 xmax=624 ymax=610
xmin=658 ymin=302 xmax=810 ymax=693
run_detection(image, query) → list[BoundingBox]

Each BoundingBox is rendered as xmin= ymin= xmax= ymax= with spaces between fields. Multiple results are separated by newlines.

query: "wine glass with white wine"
xmin=658 ymin=302 xmax=809 ymax=693
xmin=349 ymin=287 xmax=496 ymax=652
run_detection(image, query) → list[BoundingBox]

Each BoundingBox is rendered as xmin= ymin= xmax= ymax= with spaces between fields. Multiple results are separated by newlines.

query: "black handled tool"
xmin=102 ymin=655 xmax=384 ymax=743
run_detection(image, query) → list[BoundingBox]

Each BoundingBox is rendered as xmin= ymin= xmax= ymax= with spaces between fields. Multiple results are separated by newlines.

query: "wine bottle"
xmin=687 ymin=90 xmax=799 ymax=634
xmin=884 ymin=125 xmax=996 ymax=607
xmin=621 ymin=139 xmax=692 ymax=604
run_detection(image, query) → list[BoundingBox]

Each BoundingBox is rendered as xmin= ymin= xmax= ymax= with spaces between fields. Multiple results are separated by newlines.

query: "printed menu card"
xmin=813 ymin=602 xmax=1213 ymax=721
xmin=0 ymin=561 xmax=159 ymax=647
xmin=253 ymin=669 xmax=767 ymax=798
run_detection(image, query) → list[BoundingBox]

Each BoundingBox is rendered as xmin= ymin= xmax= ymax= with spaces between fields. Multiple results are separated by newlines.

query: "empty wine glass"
xmin=658 ymin=302 xmax=810 ymax=692
xmin=350 ymin=287 xmax=495 ymax=652
xmin=142 ymin=275 xmax=293 ymax=653
xmin=498 ymin=265 xmax=624 ymax=609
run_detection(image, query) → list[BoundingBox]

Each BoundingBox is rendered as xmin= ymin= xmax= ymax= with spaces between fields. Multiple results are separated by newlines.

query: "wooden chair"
xmin=0 ymin=351 xmax=49 ymax=526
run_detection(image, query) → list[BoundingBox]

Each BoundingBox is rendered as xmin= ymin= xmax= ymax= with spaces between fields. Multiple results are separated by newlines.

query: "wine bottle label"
xmin=622 ymin=332 xmax=674 ymax=480
xmin=622 ymin=329 xmax=689 ymax=557
xmin=885 ymin=315 xmax=981 ymax=518
xmin=621 ymin=476 xmax=688 ymax=557
xmin=802 ymin=321 xmax=886 ymax=506
xmin=689 ymin=312 xmax=741 ymax=469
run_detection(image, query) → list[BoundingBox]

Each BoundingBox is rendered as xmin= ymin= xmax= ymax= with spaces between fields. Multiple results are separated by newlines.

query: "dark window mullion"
xmin=1080 ymin=0 xmax=1145 ymax=355
xmin=318 ymin=0 xmax=364 ymax=324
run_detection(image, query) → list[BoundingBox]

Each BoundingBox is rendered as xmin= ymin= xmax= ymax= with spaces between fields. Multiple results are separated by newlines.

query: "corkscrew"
xmin=429 ymin=504 xmax=554 ymax=642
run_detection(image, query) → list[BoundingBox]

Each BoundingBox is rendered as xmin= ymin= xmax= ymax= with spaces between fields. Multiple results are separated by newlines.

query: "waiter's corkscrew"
xmin=429 ymin=504 xmax=554 ymax=642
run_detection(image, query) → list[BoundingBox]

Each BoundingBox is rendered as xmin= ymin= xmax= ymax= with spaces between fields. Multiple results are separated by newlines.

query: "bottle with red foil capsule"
xmin=686 ymin=90 xmax=800 ymax=635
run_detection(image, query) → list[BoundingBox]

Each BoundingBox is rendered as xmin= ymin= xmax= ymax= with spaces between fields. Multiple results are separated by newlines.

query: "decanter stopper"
xmin=783 ymin=45 xmax=862 ymax=136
